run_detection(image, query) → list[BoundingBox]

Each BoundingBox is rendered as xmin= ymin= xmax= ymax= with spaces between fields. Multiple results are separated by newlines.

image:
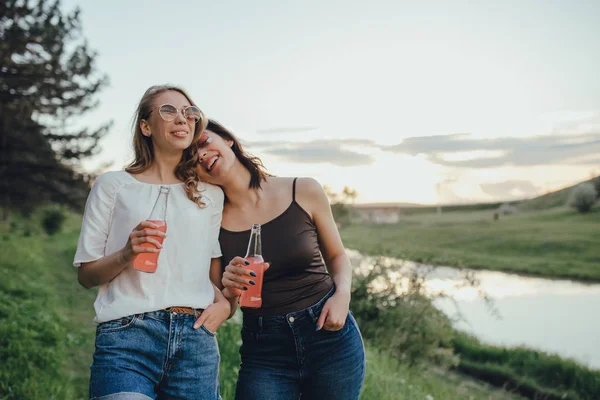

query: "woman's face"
xmin=140 ymin=90 xmax=197 ymax=153
xmin=195 ymin=130 xmax=235 ymax=184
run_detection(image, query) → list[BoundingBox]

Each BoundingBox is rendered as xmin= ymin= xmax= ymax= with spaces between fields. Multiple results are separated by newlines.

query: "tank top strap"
xmin=292 ymin=177 xmax=298 ymax=202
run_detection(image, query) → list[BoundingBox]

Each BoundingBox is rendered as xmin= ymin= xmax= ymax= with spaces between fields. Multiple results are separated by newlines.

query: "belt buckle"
xmin=165 ymin=306 xmax=194 ymax=315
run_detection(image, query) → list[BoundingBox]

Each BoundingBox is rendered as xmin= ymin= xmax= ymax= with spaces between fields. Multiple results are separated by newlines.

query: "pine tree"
xmin=0 ymin=0 xmax=111 ymax=219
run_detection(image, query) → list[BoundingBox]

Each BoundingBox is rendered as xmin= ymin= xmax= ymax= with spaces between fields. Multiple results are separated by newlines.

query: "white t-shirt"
xmin=73 ymin=170 xmax=224 ymax=323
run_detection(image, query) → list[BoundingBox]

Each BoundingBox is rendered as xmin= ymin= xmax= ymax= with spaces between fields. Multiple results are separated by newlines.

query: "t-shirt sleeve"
xmin=73 ymin=173 xmax=118 ymax=267
xmin=210 ymin=187 xmax=224 ymax=258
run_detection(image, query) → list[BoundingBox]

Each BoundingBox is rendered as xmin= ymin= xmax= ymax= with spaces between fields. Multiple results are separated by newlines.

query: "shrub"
xmin=593 ymin=176 xmax=600 ymax=200
xmin=350 ymin=258 xmax=460 ymax=368
xmin=567 ymin=183 xmax=597 ymax=213
xmin=41 ymin=207 xmax=66 ymax=235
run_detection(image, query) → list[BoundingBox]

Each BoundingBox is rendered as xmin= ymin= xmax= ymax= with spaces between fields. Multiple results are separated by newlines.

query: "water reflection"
xmin=347 ymin=249 xmax=600 ymax=370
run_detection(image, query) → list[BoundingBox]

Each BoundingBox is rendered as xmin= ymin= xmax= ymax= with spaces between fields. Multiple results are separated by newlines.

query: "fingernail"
xmin=243 ymin=287 xmax=248 ymax=290
xmin=193 ymin=324 xmax=199 ymax=329
xmin=316 ymin=325 xmax=321 ymax=331
xmin=250 ymin=271 xmax=257 ymax=277
xmin=249 ymin=280 xmax=256 ymax=285
xmin=244 ymin=261 xmax=250 ymax=265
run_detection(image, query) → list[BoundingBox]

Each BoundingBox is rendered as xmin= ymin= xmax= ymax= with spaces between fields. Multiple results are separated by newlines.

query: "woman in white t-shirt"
xmin=74 ymin=85 xmax=229 ymax=400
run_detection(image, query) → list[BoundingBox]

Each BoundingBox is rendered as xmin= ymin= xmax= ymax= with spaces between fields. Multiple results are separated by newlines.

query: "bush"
xmin=568 ymin=183 xmax=597 ymax=213
xmin=350 ymin=258 xmax=460 ymax=368
xmin=216 ymin=314 xmax=243 ymax=400
xmin=331 ymin=202 xmax=352 ymax=227
xmin=41 ymin=207 xmax=66 ymax=235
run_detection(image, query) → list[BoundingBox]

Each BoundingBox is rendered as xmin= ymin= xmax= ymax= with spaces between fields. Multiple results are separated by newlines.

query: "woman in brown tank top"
xmin=196 ymin=120 xmax=365 ymax=400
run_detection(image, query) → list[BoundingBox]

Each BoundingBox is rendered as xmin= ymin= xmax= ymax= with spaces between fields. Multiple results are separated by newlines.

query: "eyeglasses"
xmin=153 ymin=103 xmax=203 ymax=123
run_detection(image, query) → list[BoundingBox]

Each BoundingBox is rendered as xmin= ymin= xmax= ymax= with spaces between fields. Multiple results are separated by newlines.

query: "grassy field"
xmin=453 ymin=333 xmax=600 ymax=400
xmin=341 ymin=206 xmax=600 ymax=281
xmin=218 ymin=319 xmax=524 ymax=400
xmin=0 ymin=212 xmax=529 ymax=400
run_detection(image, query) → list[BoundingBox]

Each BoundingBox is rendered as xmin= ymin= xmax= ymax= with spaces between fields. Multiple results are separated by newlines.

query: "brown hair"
xmin=126 ymin=85 xmax=208 ymax=207
xmin=206 ymin=119 xmax=271 ymax=190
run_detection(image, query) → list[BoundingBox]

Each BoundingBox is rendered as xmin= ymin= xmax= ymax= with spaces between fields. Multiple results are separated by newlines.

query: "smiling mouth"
xmin=171 ymin=130 xmax=189 ymax=138
xmin=207 ymin=156 xmax=219 ymax=172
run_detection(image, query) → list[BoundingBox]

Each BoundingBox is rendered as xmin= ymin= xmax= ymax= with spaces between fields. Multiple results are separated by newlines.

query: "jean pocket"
xmin=320 ymin=312 xmax=351 ymax=334
xmin=96 ymin=314 xmax=139 ymax=335
xmin=321 ymin=325 xmax=345 ymax=334
xmin=200 ymin=324 xmax=216 ymax=337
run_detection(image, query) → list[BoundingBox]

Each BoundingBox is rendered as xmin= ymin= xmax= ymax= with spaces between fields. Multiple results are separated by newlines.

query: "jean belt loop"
xmin=258 ymin=316 xmax=263 ymax=331
xmin=307 ymin=306 xmax=315 ymax=322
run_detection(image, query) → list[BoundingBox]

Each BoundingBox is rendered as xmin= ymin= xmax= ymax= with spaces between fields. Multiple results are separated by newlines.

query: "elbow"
xmin=77 ymin=268 xmax=95 ymax=289
xmin=326 ymin=252 xmax=347 ymax=266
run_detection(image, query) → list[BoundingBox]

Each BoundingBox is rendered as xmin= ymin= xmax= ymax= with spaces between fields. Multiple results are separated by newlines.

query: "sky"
xmin=61 ymin=0 xmax=600 ymax=204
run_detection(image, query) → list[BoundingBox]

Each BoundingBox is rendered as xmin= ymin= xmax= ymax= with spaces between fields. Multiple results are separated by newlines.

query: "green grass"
xmin=360 ymin=345 xmax=523 ymax=400
xmin=0 ymin=214 xmax=95 ymax=399
xmin=385 ymin=201 xmax=504 ymax=216
xmin=453 ymin=333 xmax=600 ymax=400
xmin=217 ymin=321 xmax=524 ymax=400
xmin=0 ymin=212 xmax=525 ymax=399
xmin=341 ymin=206 xmax=600 ymax=281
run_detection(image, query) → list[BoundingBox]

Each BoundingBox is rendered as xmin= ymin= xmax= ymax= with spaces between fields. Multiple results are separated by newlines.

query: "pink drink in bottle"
xmin=133 ymin=186 xmax=169 ymax=273
xmin=239 ymin=224 xmax=267 ymax=308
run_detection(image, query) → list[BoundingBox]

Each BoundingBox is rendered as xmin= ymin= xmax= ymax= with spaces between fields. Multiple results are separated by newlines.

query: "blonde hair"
xmin=125 ymin=85 xmax=208 ymax=207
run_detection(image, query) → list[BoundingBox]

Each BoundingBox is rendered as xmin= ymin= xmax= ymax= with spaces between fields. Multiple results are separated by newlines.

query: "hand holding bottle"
xmin=222 ymin=256 xmax=270 ymax=297
xmin=130 ymin=186 xmax=170 ymax=273
xmin=121 ymin=220 xmax=167 ymax=266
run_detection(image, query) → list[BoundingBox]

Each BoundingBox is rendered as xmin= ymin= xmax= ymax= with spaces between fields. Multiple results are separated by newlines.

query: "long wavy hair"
xmin=206 ymin=119 xmax=271 ymax=190
xmin=126 ymin=85 xmax=208 ymax=208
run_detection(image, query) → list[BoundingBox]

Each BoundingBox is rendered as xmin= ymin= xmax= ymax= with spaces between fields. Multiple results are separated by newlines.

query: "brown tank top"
xmin=219 ymin=178 xmax=333 ymax=316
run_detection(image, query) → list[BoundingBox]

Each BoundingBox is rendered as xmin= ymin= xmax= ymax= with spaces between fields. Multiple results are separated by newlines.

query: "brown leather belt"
xmin=163 ymin=306 xmax=202 ymax=316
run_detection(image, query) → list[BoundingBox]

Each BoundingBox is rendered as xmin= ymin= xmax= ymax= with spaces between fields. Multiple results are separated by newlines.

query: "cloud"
xmin=245 ymin=139 xmax=376 ymax=167
xmin=242 ymin=129 xmax=600 ymax=169
xmin=256 ymin=126 xmax=319 ymax=135
xmin=384 ymin=132 xmax=600 ymax=168
xmin=548 ymin=111 xmax=600 ymax=135
xmin=479 ymin=180 xmax=539 ymax=199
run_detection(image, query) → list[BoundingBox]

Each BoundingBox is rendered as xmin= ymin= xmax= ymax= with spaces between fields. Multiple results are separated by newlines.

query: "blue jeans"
xmin=236 ymin=288 xmax=366 ymax=400
xmin=89 ymin=310 xmax=220 ymax=400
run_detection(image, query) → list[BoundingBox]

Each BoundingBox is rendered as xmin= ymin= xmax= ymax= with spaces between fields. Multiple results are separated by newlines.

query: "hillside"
xmin=352 ymin=176 xmax=600 ymax=214
xmin=341 ymin=205 xmax=600 ymax=281
xmin=515 ymin=176 xmax=600 ymax=211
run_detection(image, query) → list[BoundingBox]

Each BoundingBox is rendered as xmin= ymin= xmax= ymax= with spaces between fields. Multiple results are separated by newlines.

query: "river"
xmin=347 ymin=249 xmax=600 ymax=370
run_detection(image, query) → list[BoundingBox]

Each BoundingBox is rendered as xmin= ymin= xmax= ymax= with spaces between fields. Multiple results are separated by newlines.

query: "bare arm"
xmin=297 ymin=177 xmax=353 ymax=330
xmin=78 ymin=250 xmax=130 ymax=289
xmin=78 ymin=220 xmax=166 ymax=289
xmin=299 ymin=178 xmax=352 ymax=294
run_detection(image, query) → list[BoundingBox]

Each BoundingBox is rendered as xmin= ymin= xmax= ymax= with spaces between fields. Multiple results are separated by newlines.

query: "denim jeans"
xmin=236 ymin=288 xmax=366 ymax=400
xmin=89 ymin=310 xmax=220 ymax=400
